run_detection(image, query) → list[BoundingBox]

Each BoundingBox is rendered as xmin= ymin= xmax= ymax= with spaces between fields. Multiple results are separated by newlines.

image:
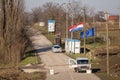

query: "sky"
xmin=25 ymin=0 xmax=120 ymax=15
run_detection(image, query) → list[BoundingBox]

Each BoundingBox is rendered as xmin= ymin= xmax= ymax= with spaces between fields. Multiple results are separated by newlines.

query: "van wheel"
xmin=74 ymin=68 xmax=77 ymax=72
xmin=74 ymin=69 xmax=77 ymax=72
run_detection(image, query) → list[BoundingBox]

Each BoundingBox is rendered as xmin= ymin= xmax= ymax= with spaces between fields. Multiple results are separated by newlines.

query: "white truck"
xmin=69 ymin=57 xmax=91 ymax=73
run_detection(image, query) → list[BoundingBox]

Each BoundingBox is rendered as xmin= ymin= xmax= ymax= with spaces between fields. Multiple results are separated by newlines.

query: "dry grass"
xmin=0 ymin=67 xmax=46 ymax=80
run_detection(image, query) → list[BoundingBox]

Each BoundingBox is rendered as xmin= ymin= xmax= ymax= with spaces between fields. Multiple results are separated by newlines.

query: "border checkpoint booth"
xmin=65 ymin=38 xmax=80 ymax=54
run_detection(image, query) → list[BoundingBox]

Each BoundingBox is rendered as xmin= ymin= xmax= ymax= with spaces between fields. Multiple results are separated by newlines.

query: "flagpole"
xmin=83 ymin=8 xmax=86 ymax=55
xmin=93 ymin=15 xmax=96 ymax=59
xmin=70 ymin=0 xmax=74 ymax=53
xmin=70 ymin=14 xmax=74 ymax=53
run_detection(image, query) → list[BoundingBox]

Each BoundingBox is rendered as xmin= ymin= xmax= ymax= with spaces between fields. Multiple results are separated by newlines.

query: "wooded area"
xmin=0 ymin=0 xmax=29 ymax=66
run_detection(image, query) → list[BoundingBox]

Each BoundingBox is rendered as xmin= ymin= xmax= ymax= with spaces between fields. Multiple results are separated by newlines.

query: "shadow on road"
xmin=35 ymin=46 xmax=52 ymax=53
xmin=26 ymin=46 xmax=52 ymax=54
xmin=92 ymin=68 xmax=101 ymax=73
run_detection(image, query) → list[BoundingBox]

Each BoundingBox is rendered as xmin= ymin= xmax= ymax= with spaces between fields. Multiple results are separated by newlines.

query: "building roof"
xmin=109 ymin=15 xmax=119 ymax=20
xmin=66 ymin=38 xmax=80 ymax=42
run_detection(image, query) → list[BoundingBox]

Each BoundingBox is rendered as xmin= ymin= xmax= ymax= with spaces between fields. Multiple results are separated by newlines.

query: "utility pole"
xmin=93 ymin=14 xmax=96 ymax=59
xmin=66 ymin=10 xmax=68 ymax=38
xmin=83 ymin=8 xmax=86 ymax=55
xmin=65 ymin=0 xmax=71 ymax=39
xmin=105 ymin=12 xmax=110 ymax=75
xmin=118 ymin=8 xmax=120 ymax=29
xmin=58 ymin=3 xmax=66 ymax=36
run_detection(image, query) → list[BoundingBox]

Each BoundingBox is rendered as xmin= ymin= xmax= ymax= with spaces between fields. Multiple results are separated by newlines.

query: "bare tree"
xmin=29 ymin=1 xmax=95 ymax=38
xmin=31 ymin=7 xmax=44 ymax=23
xmin=0 ymin=0 xmax=28 ymax=66
xmin=42 ymin=2 xmax=66 ymax=36
xmin=68 ymin=0 xmax=83 ymax=23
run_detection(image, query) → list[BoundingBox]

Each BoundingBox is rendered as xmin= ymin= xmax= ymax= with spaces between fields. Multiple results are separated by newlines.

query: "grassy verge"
xmin=19 ymin=45 xmax=39 ymax=66
xmin=0 ymin=54 xmax=45 ymax=80
xmin=0 ymin=68 xmax=46 ymax=80
xmin=19 ymin=56 xmax=38 ymax=66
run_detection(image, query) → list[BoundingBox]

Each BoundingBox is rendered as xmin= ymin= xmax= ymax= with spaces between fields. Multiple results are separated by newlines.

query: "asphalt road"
xmin=30 ymin=28 xmax=101 ymax=80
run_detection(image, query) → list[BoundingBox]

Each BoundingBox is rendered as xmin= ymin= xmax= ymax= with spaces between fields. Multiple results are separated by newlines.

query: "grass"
xmin=66 ymin=52 xmax=101 ymax=63
xmin=95 ymin=73 xmax=120 ymax=80
xmin=19 ymin=56 xmax=38 ymax=66
xmin=66 ymin=53 xmax=88 ymax=59
xmin=0 ymin=68 xmax=46 ymax=80
xmin=97 ymin=73 xmax=120 ymax=80
xmin=97 ymin=30 xmax=120 ymax=46
xmin=18 ymin=45 xmax=39 ymax=66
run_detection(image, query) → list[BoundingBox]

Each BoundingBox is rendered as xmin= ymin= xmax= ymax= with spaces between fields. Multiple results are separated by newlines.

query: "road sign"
xmin=48 ymin=20 xmax=55 ymax=32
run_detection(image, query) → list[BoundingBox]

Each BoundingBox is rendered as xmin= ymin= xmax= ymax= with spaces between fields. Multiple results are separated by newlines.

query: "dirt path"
xmin=30 ymin=28 xmax=101 ymax=80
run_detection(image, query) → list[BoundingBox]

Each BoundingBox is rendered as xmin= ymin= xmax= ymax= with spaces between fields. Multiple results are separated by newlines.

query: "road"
xmin=30 ymin=28 xmax=101 ymax=80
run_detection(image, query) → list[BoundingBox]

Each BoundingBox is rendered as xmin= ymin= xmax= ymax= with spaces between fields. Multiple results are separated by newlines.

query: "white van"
xmin=69 ymin=58 xmax=91 ymax=72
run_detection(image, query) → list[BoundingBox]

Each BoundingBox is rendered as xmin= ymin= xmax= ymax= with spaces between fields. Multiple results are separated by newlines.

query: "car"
xmin=52 ymin=45 xmax=62 ymax=53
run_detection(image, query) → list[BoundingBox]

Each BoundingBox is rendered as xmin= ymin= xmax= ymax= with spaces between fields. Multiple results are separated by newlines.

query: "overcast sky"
xmin=25 ymin=0 xmax=120 ymax=15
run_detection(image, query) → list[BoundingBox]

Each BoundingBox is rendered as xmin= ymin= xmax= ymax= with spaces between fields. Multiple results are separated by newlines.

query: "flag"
xmin=69 ymin=22 xmax=83 ymax=32
xmin=80 ymin=28 xmax=95 ymax=38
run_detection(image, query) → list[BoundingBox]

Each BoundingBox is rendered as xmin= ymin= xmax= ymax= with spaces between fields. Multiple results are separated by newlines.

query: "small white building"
xmin=39 ymin=22 xmax=45 ymax=26
xmin=65 ymin=39 xmax=80 ymax=54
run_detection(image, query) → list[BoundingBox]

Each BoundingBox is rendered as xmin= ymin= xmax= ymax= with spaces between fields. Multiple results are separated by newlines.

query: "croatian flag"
xmin=69 ymin=22 xmax=84 ymax=32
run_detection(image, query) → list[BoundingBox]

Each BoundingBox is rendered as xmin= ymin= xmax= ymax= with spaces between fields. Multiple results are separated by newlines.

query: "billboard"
xmin=48 ymin=20 xmax=55 ymax=32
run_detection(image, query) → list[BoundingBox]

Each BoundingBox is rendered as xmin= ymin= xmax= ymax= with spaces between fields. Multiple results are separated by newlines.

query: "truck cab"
xmin=69 ymin=57 xmax=91 ymax=72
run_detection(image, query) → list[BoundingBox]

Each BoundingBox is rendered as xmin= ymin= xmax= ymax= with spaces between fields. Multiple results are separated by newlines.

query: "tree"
xmin=31 ymin=7 xmax=44 ymax=23
xmin=42 ymin=2 xmax=66 ymax=36
xmin=29 ymin=1 xmax=95 ymax=38
xmin=67 ymin=0 xmax=83 ymax=23
xmin=0 ymin=0 xmax=28 ymax=66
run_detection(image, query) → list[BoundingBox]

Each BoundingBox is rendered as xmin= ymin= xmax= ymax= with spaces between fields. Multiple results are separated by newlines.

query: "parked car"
xmin=52 ymin=45 xmax=62 ymax=53
xmin=69 ymin=57 xmax=91 ymax=72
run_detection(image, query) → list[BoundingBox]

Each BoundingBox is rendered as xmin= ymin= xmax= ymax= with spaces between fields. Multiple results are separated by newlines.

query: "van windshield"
xmin=54 ymin=46 xmax=60 ymax=48
xmin=77 ymin=60 xmax=88 ymax=64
